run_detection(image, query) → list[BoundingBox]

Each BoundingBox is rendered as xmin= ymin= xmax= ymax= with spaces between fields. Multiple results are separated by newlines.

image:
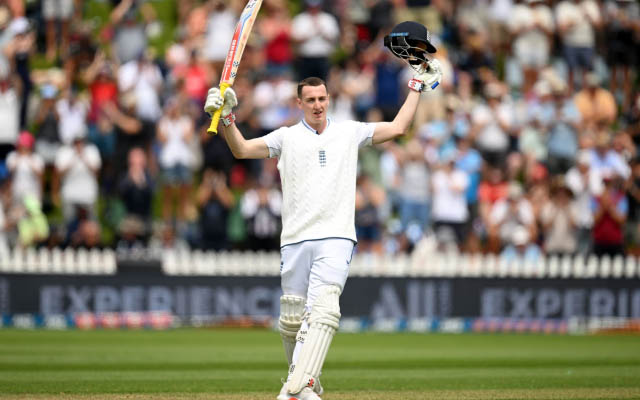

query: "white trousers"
xmin=280 ymin=238 xmax=355 ymax=310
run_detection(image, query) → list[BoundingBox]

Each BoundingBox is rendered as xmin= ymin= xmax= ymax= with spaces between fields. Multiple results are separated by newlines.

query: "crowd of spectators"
xmin=0 ymin=0 xmax=638 ymax=260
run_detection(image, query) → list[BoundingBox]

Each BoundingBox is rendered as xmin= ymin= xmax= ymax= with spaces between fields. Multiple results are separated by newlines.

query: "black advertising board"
xmin=1 ymin=274 xmax=639 ymax=320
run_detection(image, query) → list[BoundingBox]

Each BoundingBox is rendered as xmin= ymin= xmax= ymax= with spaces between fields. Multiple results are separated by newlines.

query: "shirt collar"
xmin=302 ymin=118 xmax=331 ymax=135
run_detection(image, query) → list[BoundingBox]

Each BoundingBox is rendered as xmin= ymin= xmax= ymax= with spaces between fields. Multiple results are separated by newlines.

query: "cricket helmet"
xmin=384 ymin=21 xmax=437 ymax=71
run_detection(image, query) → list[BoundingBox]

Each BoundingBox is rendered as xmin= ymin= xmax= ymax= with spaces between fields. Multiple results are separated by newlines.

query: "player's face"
xmin=298 ymin=85 xmax=329 ymax=125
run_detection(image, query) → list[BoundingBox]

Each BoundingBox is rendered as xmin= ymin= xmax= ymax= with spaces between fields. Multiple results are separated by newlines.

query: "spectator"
xmin=455 ymin=134 xmax=483 ymax=240
xmin=508 ymin=0 xmax=554 ymax=94
xmin=65 ymin=205 xmax=100 ymax=249
xmin=13 ymin=194 xmax=49 ymax=248
xmin=500 ymin=225 xmax=542 ymax=263
xmin=56 ymin=87 xmax=89 ymax=145
xmin=378 ymin=140 xmax=403 ymax=221
xmin=589 ymin=131 xmax=631 ymax=193
xmin=202 ymin=0 xmax=237 ymax=74
xmin=354 ymin=173 xmax=386 ymax=254
xmin=0 ymin=66 xmax=19 ymax=161
xmin=368 ymin=44 xmax=406 ymax=122
xmin=117 ymin=51 xmax=163 ymax=132
xmin=71 ymin=219 xmax=102 ymax=249
xmin=259 ymin=0 xmax=294 ymax=77
xmin=431 ymin=152 xmax=470 ymax=249
xmin=592 ymin=173 xmax=627 ymax=256
xmin=33 ymin=83 xmax=61 ymax=165
xmin=157 ymin=97 xmax=195 ymax=224
xmin=4 ymin=17 xmax=33 ymax=129
xmin=101 ymin=93 xmax=143 ymax=180
xmin=253 ymin=72 xmax=298 ymax=134
xmin=197 ymin=168 xmax=234 ymax=250
xmin=173 ymin=49 xmax=211 ymax=108
xmin=456 ymin=29 xmax=495 ymax=94
xmin=603 ymin=0 xmax=639 ymax=111
xmin=83 ymin=52 xmax=118 ymax=160
xmin=554 ymin=0 xmax=602 ymax=92
xmin=338 ymin=57 xmax=376 ymax=121
xmin=488 ymin=182 xmax=537 ymax=252
xmin=470 ymin=82 xmax=513 ymax=166
xmin=6 ymin=131 xmax=43 ymax=206
xmin=397 ymin=139 xmax=431 ymax=248
xmin=42 ymin=0 xmax=74 ymax=62
xmin=54 ymin=132 xmax=101 ymax=222
xmin=519 ymin=80 xmax=551 ymax=162
xmin=574 ymin=72 xmax=617 ymax=130
xmin=625 ymin=93 xmax=640 ymax=153
xmin=545 ymin=80 xmax=581 ymax=174
xmin=566 ymin=150 xmax=595 ymax=254
xmin=478 ymin=166 xmax=509 ymax=229
xmin=240 ymin=177 xmax=282 ymax=251
xmin=118 ymin=148 xmax=154 ymax=244
xmin=0 ymin=6 xmax=12 ymax=75
xmin=109 ymin=0 xmax=148 ymax=64
xmin=540 ymin=178 xmax=579 ymax=255
xmin=291 ymin=0 xmax=340 ymax=81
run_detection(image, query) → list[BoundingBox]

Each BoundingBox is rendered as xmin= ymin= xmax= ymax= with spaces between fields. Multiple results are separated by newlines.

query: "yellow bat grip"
xmin=207 ymin=82 xmax=231 ymax=135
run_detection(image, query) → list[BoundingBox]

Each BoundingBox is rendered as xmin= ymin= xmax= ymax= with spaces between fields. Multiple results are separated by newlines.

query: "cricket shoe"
xmin=277 ymin=384 xmax=321 ymax=400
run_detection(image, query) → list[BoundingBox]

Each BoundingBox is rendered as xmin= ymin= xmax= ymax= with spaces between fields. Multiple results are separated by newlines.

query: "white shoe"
xmin=277 ymin=384 xmax=321 ymax=400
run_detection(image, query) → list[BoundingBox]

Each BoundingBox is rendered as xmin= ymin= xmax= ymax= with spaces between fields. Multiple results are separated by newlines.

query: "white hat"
xmin=512 ymin=226 xmax=530 ymax=246
xmin=577 ymin=149 xmax=591 ymax=165
xmin=533 ymin=80 xmax=551 ymax=97
xmin=8 ymin=17 xmax=29 ymax=36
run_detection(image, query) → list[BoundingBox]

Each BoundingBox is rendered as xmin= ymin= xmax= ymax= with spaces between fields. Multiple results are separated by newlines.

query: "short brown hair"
xmin=297 ymin=77 xmax=326 ymax=98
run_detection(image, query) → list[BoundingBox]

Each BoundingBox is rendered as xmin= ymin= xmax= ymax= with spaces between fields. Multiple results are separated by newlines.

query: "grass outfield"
xmin=1 ymin=329 xmax=640 ymax=399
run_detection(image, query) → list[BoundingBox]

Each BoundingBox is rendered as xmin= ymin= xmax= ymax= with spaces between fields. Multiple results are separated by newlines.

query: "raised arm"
xmin=204 ymin=87 xmax=270 ymax=159
xmin=372 ymin=59 xmax=443 ymax=145
xmin=372 ymin=90 xmax=421 ymax=144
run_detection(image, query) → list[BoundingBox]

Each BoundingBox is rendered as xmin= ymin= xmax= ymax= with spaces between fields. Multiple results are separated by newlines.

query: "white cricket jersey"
xmin=262 ymin=118 xmax=376 ymax=246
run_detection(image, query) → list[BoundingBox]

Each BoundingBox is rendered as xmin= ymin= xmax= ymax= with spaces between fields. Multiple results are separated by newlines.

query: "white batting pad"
xmin=279 ymin=295 xmax=306 ymax=366
xmin=286 ymin=285 xmax=341 ymax=394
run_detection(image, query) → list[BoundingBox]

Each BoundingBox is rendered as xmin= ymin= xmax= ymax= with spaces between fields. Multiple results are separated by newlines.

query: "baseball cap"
xmin=8 ymin=17 xmax=29 ymax=36
xmin=17 ymin=131 xmax=35 ymax=149
xmin=576 ymin=149 xmax=591 ymax=165
xmin=512 ymin=226 xmax=529 ymax=246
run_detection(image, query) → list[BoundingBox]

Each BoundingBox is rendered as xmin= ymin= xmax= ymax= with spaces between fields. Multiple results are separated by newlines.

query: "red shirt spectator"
xmin=173 ymin=53 xmax=209 ymax=105
xmin=591 ymin=175 xmax=628 ymax=256
xmin=88 ymin=67 xmax=118 ymax=123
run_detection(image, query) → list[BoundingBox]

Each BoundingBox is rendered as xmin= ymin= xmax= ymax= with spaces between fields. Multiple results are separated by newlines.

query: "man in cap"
xmin=291 ymin=0 xmax=339 ymax=81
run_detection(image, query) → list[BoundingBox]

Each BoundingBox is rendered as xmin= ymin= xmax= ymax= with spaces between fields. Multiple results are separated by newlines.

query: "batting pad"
xmin=286 ymin=285 xmax=341 ymax=394
xmin=279 ymin=295 xmax=306 ymax=366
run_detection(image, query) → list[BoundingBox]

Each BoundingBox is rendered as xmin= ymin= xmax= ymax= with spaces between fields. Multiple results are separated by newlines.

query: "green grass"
xmin=1 ymin=329 xmax=640 ymax=399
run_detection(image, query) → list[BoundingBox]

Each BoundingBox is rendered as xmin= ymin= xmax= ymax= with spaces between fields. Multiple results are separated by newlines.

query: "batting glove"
xmin=204 ymin=87 xmax=238 ymax=117
xmin=409 ymin=59 xmax=443 ymax=92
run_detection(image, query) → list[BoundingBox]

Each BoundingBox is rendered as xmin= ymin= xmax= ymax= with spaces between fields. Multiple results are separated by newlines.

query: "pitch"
xmin=1 ymin=328 xmax=639 ymax=399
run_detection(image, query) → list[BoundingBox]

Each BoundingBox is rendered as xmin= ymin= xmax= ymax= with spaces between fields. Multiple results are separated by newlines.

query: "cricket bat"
xmin=207 ymin=0 xmax=263 ymax=135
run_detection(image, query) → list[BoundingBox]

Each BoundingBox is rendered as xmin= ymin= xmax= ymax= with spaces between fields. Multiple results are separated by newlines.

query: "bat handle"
xmin=207 ymin=83 xmax=231 ymax=135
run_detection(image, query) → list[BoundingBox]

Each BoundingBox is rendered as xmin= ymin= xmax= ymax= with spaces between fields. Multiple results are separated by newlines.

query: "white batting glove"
xmin=204 ymin=87 xmax=238 ymax=117
xmin=409 ymin=59 xmax=443 ymax=92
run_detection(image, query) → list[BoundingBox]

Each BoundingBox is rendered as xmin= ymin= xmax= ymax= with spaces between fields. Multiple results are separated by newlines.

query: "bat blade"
xmin=208 ymin=0 xmax=263 ymax=135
